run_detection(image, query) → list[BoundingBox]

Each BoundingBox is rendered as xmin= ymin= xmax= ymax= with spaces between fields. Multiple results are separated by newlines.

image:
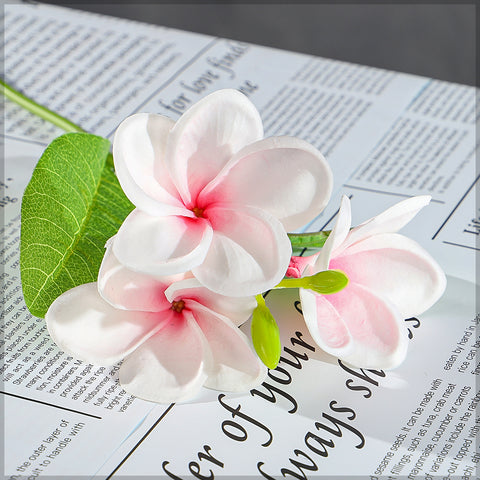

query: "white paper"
xmin=2 ymin=3 xmax=478 ymax=479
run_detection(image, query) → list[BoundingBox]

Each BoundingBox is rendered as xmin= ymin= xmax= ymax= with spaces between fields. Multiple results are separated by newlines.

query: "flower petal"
xmin=165 ymin=278 xmax=256 ymax=326
xmin=330 ymin=233 xmax=447 ymax=317
xmin=113 ymin=113 xmax=186 ymax=216
xmin=315 ymin=195 xmax=352 ymax=271
xmin=199 ymin=136 xmax=332 ymax=231
xmin=98 ymin=241 xmax=187 ymax=312
xmin=345 ymin=195 xmax=431 ymax=247
xmin=300 ymin=288 xmax=352 ymax=354
xmin=193 ymin=205 xmax=291 ymax=296
xmin=45 ymin=283 xmax=168 ymax=365
xmin=119 ymin=312 xmax=211 ymax=403
xmin=164 ymin=89 xmax=263 ymax=206
xmin=113 ymin=209 xmax=213 ymax=276
xmin=312 ymin=283 xmax=409 ymax=369
xmin=191 ymin=302 xmax=267 ymax=391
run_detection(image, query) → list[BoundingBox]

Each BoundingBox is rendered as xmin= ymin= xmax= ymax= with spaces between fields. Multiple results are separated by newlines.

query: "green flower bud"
xmin=305 ymin=269 xmax=349 ymax=295
xmin=251 ymin=296 xmax=281 ymax=369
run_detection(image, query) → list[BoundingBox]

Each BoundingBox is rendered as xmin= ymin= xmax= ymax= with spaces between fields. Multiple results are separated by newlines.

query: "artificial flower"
xmin=290 ymin=195 xmax=446 ymax=369
xmin=45 ymin=242 xmax=266 ymax=403
xmin=111 ymin=89 xmax=332 ymax=297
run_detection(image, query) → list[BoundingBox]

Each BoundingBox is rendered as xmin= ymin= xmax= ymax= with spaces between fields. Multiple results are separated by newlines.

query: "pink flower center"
xmin=171 ymin=300 xmax=185 ymax=313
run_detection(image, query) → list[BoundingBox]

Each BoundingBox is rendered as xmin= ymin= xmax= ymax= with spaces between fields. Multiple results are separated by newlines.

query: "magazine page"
xmin=3 ymin=2 xmax=477 ymax=479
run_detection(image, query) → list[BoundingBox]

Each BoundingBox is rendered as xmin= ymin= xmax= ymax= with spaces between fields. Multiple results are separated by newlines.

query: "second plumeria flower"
xmin=290 ymin=195 xmax=446 ymax=369
xmin=111 ymin=89 xmax=332 ymax=297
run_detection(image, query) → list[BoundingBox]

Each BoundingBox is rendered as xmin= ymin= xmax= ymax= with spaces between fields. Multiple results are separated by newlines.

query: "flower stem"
xmin=255 ymin=294 xmax=266 ymax=306
xmin=1 ymin=79 xmax=86 ymax=133
xmin=275 ymin=270 xmax=349 ymax=295
xmin=288 ymin=231 xmax=330 ymax=248
xmin=275 ymin=277 xmax=303 ymax=289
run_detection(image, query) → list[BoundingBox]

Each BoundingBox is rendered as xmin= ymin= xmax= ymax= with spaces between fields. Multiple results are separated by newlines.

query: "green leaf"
xmin=251 ymin=296 xmax=281 ymax=369
xmin=291 ymin=246 xmax=322 ymax=257
xmin=288 ymin=231 xmax=330 ymax=249
xmin=20 ymin=133 xmax=134 ymax=318
xmin=305 ymin=269 xmax=349 ymax=295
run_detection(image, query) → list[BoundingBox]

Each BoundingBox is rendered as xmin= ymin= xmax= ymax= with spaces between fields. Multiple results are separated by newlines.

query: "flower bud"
xmin=251 ymin=296 xmax=281 ymax=369
xmin=305 ymin=269 xmax=349 ymax=295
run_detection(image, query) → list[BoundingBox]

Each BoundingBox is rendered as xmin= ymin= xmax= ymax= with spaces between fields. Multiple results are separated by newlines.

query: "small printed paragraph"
xmin=9 ymin=419 xmax=85 ymax=479
xmin=371 ymin=377 xmax=479 ymax=479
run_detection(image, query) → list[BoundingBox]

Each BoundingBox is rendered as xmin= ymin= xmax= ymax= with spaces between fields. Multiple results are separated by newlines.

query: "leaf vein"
xmin=24 ymin=192 xmax=80 ymax=229
xmin=25 ymin=216 xmax=75 ymax=240
xmin=62 ymin=134 xmax=97 ymax=188
xmin=35 ymin=166 xmax=88 ymax=208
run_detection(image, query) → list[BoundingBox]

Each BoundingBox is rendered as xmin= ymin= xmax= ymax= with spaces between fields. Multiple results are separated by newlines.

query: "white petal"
xmin=199 ymin=136 xmax=332 ymax=231
xmin=300 ymin=288 xmax=352 ymax=356
xmin=302 ymin=283 xmax=408 ymax=369
xmin=119 ymin=312 xmax=211 ymax=403
xmin=98 ymin=243 xmax=186 ymax=312
xmin=45 ymin=283 xmax=168 ymax=365
xmin=191 ymin=302 xmax=267 ymax=391
xmin=331 ymin=233 xmax=446 ymax=317
xmin=345 ymin=195 xmax=431 ymax=247
xmin=164 ymin=89 xmax=263 ymax=205
xmin=328 ymin=283 xmax=408 ymax=368
xmin=113 ymin=209 xmax=213 ymax=276
xmin=165 ymin=278 xmax=256 ymax=327
xmin=315 ymin=195 xmax=352 ymax=270
xmin=193 ymin=205 xmax=291 ymax=296
xmin=113 ymin=113 xmax=186 ymax=216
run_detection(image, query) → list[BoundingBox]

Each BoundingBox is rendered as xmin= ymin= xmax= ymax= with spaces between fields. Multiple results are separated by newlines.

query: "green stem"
xmin=288 ymin=231 xmax=330 ymax=248
xmin=275 ymin=270 xmax=349 ymax=295
xmin=1 ymin=79 xmax=85 ymax=133
xmin=275 ymin=277 xmax=303 ymax=289
xmin=255 ymin=294 xmax=266 ymax=306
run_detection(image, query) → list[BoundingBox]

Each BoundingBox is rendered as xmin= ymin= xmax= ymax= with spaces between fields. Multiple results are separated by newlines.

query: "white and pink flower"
xmin=44 ymin=89 xmax=447 ymax=402
xmin=111 ymin=89 xmax=332 ymax=297
xmin=291 ymin=195 xmax=446 ymax=369
xmin=45 ymin=242 xmax=266 ymax=403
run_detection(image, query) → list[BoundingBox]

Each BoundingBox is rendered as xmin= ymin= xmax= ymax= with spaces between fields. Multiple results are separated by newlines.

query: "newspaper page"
xmin=2 ymin=3 xmax=478 ymax=479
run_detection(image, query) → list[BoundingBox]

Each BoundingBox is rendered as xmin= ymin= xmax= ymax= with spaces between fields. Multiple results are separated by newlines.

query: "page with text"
xmin=3 ymin=3 xmax=478 ymax=479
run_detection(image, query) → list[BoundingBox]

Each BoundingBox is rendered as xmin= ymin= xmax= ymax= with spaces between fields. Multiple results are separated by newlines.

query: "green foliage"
xmin=288 ymin=231 xmax=330 ymax=249
xmin=20 ymin=133 xmax=134 ymax=318
xmin=251 ymin=296 xmax=281 ymax=369
xmin=291 ymin=246 xmax=322 ymax=257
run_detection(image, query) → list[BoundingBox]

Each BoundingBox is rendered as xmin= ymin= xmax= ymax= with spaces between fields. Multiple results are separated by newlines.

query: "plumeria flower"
xmin=111 ymin=89 xmax=332 ymax=297
xmin=290 ymin=195 xmax=446 ymax=369
xmin=45 ymin=242 xmax=266 ymax=403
